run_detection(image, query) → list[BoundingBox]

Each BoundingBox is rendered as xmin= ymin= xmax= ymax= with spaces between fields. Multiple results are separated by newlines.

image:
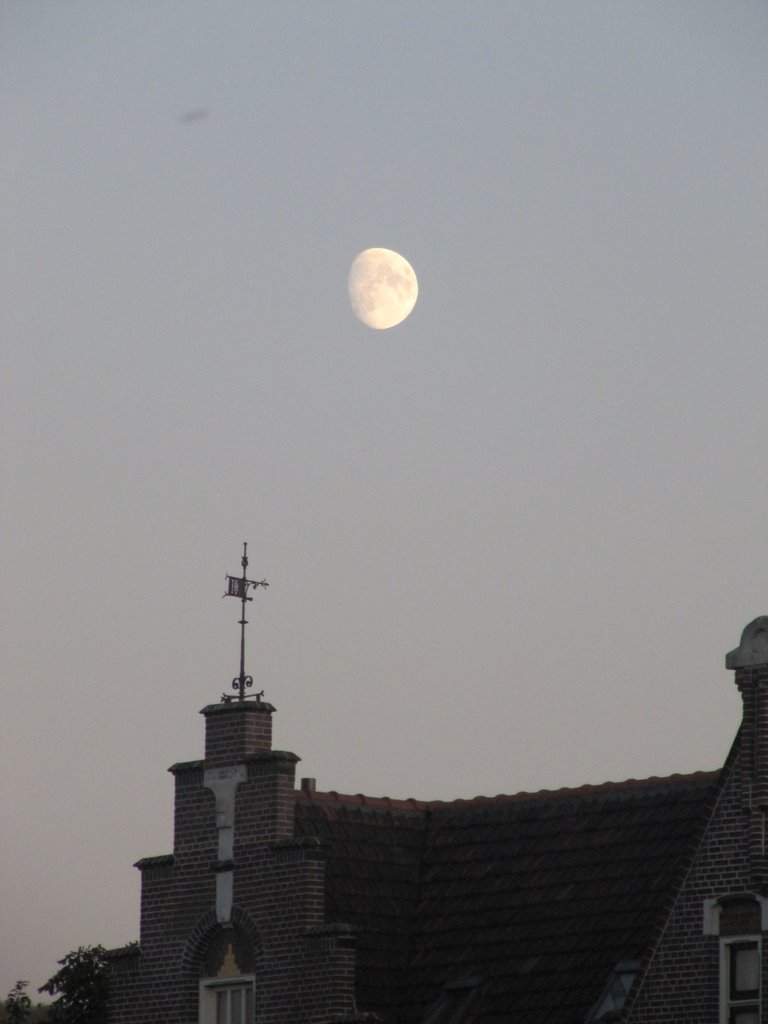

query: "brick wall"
xmin=626 ymin=749 xmax=767 ymax=1019
xmin=624 ymin=756 xmax=739 ymax=1023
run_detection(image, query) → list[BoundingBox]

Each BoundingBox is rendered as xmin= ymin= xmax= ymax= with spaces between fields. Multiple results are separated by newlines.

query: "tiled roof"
xmin=297 ymin=790 xmax=426 ymax=1016
xmin=295 ymin=771 xmax=720 ymax=1024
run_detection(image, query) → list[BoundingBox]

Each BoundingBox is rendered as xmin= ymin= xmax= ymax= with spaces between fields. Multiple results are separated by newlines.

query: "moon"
xmin=348 ymin=248 xmax=418 ymax=329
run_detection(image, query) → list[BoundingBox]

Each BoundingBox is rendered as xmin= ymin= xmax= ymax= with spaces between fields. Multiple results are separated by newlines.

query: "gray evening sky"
xmin=2 ymin=0 xmax=767 ymax=999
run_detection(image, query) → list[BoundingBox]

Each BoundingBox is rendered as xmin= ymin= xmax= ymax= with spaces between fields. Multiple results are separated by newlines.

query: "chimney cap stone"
xmin=726 ymin=616 xmax=768 ymax=669
xmin=200 ymin=700 xmax=276 ymax=717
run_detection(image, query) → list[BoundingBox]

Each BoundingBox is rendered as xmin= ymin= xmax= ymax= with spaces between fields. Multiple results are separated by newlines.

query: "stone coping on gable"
xmin=168 ymin=759 xmax=205 ymax=774
xmin=304 ymin=922 xmax=356 ymax=936
xmin=168 ymin=750 xmax=300 ymax=774
xmin=274 ymin=836 xmax=324 ymax=850
xmin=105 ymin=944 xmax=142 ymax=960
xmin=134 ymin=853 xmax=174 ymax=870
xmin=244 ymin=749 xmax=300 ymax=764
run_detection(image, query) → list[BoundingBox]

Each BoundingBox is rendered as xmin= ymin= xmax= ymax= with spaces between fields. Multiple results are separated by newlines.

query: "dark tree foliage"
xmin=39 ymin=946 xmax=108 ymax=1024
xmin=4 ymin=980 xmax=32 ymax=1024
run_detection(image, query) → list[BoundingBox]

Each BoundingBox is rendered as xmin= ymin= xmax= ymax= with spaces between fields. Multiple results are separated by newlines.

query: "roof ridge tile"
xmin=294 ymin=770 xmax=720 ymax=812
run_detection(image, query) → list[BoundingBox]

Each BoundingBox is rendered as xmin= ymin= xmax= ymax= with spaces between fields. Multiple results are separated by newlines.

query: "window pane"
xmin=245 ymin=988 xmax=254 ymax=1022
xmin=231 ymin=990 xmax=243 ymax=1024
xmin=216 ymin=990 xmax=227 ymax=1024
xmin=730 ymin=1010 xmax=759 ymax=1024
xmin=732 ymin=944 xmax=760 ymax=995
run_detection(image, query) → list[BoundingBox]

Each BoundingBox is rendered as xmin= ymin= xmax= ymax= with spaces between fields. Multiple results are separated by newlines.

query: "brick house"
xmin=107 ymin=616 xmax=768 ymax=1023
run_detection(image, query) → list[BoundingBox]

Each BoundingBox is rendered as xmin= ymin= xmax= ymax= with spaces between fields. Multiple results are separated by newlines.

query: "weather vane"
xmin=223 ymin=542 xmax=269 ymax=702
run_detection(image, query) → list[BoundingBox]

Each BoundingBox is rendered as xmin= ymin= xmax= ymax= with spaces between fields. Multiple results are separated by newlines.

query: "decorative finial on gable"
xmin=222 ymin=542 xmax=269 ymax=702
xmin=725 ymin=616 xmax=768 ymax=669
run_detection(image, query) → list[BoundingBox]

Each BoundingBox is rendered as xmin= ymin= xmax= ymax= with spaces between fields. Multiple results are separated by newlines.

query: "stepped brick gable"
xmin=109 ymin=700 xmax=364 ymax=1024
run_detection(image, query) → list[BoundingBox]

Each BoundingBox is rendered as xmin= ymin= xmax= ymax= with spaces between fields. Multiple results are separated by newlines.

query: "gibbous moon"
xmin=348 ymin=248 xmax=418 ymax=329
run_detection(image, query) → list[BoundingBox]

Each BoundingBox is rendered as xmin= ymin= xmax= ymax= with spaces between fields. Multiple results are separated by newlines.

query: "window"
xmin=200 ymin=978 xmax=254 ymax=1024
xmin=586 ymin=960 xmax=640 ymax=1021
xmin=198 ymin=930 xmax=256 ymax=1024
xmin=722 ymin=938 xmax=761 ymax=1024
xmin=214 ymin=983 xmax=253 ymax=1024
xmin=422 ymin=977 xmax=479 ymax=1024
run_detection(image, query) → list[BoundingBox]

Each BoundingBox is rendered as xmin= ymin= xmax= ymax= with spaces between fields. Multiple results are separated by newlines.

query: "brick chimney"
xmin=202 ymin=698 xmax=276 ymax=768
xmin=726 ymin=616 xmax=768 ymax=885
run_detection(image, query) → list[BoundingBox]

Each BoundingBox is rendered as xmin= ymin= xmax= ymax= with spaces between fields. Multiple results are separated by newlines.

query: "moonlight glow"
xmin=348 ymin=248 xmax=418 ymax=329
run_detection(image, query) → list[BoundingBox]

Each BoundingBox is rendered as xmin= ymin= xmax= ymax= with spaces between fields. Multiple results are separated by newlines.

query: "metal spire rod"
xmin=223 ymin=542 xmax=268 ymax=701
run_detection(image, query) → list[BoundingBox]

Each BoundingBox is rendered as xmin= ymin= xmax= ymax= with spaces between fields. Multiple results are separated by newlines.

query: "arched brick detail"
xmin=180 ymin=909 xmax=218 ymax=976
xmin=180 ymin=906 xmax=264 ymax=978
xmin=231 ymin=905 xmax=265 ymax=957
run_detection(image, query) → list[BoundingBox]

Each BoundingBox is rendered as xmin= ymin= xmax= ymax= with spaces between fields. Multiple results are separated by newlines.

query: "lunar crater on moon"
xmin=348 ymin=248 xmax=418 ymax=329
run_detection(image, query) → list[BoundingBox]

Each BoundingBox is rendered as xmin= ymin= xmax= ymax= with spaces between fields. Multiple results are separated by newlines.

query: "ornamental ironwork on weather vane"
xmin=222 ymin=542 xmax=268 ymax=702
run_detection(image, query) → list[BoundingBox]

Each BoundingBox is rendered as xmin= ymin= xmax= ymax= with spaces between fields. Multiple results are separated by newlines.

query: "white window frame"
xmin=720 ymin=936 xmax=761 ymax=1024
xmin=199 ymin=975 xmax=255 ymax=1024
